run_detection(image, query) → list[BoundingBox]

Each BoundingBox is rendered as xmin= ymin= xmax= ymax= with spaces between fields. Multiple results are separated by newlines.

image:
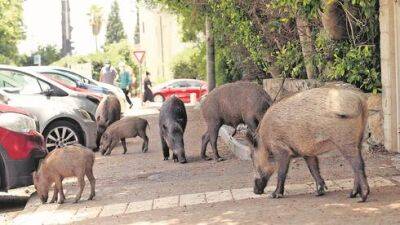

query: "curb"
xmin=219 ymin=125 xmax=252 ymax=160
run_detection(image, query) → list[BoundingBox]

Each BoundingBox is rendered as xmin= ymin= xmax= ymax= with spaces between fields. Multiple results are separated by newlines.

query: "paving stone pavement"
xmin=9 ymin=176 xmax=397 ymax=225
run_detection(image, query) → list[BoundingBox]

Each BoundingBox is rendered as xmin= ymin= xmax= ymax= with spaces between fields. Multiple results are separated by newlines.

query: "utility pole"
xmin=206 ymin=16 xmax=216 ymax=92
xmin=61 ymin=0 xmax=73 ymax=56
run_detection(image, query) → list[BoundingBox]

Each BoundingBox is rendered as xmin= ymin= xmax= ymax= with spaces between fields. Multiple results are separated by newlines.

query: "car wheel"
xmin=154 ymin=94 xmax=165 ymax=103
xmin=43 ymin=121 xmax=83 ymax=152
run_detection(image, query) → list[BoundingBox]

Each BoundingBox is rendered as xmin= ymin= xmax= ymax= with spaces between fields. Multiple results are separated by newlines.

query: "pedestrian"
xmin=99 ymin=60 xmax=117 ymax=85
xmin=119 ymin=63 xmax=133 ymax=108
xmin=143 ymin=71 xmax=154 ymax=103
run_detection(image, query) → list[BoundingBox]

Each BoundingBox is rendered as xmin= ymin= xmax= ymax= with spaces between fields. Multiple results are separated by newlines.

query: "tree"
xmin=32 ymin=45 xmax=62 ymax=66
xmin=88 ymin=4 xmax=103 ymax=52
xmin=105 ymin=0 xmax=126 ymax=45
xmin=0 ymin=0 xmax=25 ymax=64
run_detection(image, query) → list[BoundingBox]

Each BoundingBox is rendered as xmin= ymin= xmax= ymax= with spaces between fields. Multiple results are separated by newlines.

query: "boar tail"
xmin=359 ymin=98 xmax=369 ymax=148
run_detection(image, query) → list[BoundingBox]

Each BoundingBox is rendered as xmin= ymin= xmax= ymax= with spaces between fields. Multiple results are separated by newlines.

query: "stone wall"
xmin=263 ymin=78 xmax=384 ymax=151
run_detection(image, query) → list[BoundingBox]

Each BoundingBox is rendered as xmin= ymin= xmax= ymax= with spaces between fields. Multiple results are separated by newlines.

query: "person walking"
xmin=143 ymin=71 xmax=154 ymax=103
xmin=99 ymin=60 xmax=117 ymax=85
xmin=119 ymin=63 xmax=133 ymax=108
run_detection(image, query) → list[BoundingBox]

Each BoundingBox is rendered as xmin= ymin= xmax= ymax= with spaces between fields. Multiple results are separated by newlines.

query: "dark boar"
xmin=99 ymin=116 xmax=149 ymax=155
xmin=201 ymin=81 xmax=272 ymax=161
xmin=159 ymin=96 xmax=187 ymax=163
xmin=95 ymin=94 xmax=121 ymax=151
xmin=33 ymin=144 xmax=95 ymax=204
xmin=251 ymin=87 xmax=370 ymax=202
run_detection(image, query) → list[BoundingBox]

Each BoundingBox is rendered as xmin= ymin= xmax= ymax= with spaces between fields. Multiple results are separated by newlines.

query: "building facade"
xmin=137 ymin=5 xmax=192 ymax=83
xmin=380 ymin=0 xmax=400 ymax=152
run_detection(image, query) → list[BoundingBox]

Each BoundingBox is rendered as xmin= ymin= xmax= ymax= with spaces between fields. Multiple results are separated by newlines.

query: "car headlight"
xmin=76 ymin=108 xmax=93 ymax=121
xmin=0 ymin=112 xmax=37 ymax=133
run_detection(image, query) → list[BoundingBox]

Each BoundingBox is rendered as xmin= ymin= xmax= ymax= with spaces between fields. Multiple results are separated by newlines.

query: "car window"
xmin=38 ymin=80 xmax=51 ymax=92
xmin=188 ymin=81 xmax=202 ymax=87
xmin=43 ymin=73 xmax=77 ymax=87
xmin=0 ymin=70 xmax=42 ymax=94
xmin=170 ymin=81 xmax=189 ymax=88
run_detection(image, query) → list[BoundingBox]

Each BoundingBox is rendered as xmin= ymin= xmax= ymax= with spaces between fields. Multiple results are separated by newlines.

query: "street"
xmin=4 ymin=106 xmax=400 ymax=225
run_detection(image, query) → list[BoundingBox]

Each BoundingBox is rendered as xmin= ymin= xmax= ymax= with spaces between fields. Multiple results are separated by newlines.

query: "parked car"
xmin=0 ymin=65 xmax=98 ymax=152
xmin=25 ymin=67 xmax=109 ymax=96
xmin=35 ymin=66 xmax=128 ymax=113
xmin=0 ymin=104 xmax=47 ymax=191
xmin=152 ymin=79 xmax=208 ymax=103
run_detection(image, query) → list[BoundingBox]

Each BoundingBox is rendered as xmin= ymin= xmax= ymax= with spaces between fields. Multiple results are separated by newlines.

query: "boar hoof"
xmin=253 ymin=188 xmax=264 ymax=195
xmin=214 ymin=157 xmax=224 ymax=162
xmin=316 ymin=184 xmax=327 ymax=196
xmin=57 ymin=199 xmax=64 ymax=204
xmin=163 ymin=157 xmax=169 ymax=161
xmin=173 ymin=158 xmax=179 ymax=163
xmin=142 ymin=148 xmax=148 ymax=153
xmin=201 ymin=156 xmax=212 ymax=161
xmin=270 ymin=192 xmax=283 ymax=199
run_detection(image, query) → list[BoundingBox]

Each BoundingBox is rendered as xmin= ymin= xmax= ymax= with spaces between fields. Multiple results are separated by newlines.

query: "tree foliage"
xmin=105 ymin=0 xmax=127 ymax=45
xmin=146 ymin=0 xmax=380 ymax=92
xmin=31 ymin=45 xmax=62 ymax=66
xmin=0 ymin=0 xmax=25 ymax=64
xmin=88 ymin=4 xmax=103 ymax=51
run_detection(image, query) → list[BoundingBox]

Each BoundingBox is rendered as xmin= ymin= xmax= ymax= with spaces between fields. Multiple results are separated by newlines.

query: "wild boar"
xmin=32 ymin=144 xmax=95 ymax=204
xmin=99 ymin=116 xmax=149 ymax=155
xmin=95 ymin=94 xmax=121 ymax=151
xmin=159 ymin=96 xmax=187 ymax=163
xmin=201 ymin=81 xmax=272 ymax=161
xmin=250 ymin=87 xmax=370 ymax=202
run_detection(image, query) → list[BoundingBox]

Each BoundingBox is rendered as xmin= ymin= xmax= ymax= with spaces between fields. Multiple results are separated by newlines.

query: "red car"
xmin=0 ymin=104 xmax=47 ymax=191
xmin=152 ymin=79 xmax=208 ymax=103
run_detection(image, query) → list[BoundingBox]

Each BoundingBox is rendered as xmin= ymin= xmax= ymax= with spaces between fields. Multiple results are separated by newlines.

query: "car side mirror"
xmin=76 ymin=82 xmax=85 ymax=88
xmin=43 ymin=88 xmax=55 ymax=97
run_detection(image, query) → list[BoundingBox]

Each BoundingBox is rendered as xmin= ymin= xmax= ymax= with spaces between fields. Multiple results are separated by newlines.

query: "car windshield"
xmin=42 ymin=72 xmax=77 ymax=87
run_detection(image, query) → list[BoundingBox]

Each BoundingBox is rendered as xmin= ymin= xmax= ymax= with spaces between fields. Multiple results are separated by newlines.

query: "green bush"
xmin=171 ymin=45 xmax=206 ymax=80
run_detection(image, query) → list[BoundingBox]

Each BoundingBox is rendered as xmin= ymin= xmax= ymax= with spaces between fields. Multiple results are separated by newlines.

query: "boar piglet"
xmin=159 ymin=96 xmax=187 ymax=163
xmin=33 ymin=144 xmax=95 ymax=204
xmin=99 ymin=116 xmax=149 ymax=155
xmin=95 ymin=94 xmax=121 ymax=151
xmin=250 ymin=87 xmax=370 ymax=202
xmin=201 ymin=81 xmax=272 ymax=161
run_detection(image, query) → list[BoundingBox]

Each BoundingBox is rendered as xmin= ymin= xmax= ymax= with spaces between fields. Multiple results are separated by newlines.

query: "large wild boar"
xmin=95 ymin=94 xmax=121 ymax=150
xmin=251 ymin=87 xmax=370 ymax=202
xmin=159 ymin=96 xmax=187 ymax=163
xmin=99 ymin=116 xmax=149 ymax=155
xmin=32 ymin=145 xmax=95 ymax=204
xmin=201 ymin=81 xmax=272 ymax=161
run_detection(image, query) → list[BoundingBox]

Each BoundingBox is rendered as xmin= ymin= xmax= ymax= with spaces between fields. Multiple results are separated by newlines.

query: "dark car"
xmin=0 ymin=104 xmax=47 ymax=191
xmin=152 ymin=79 xmax=208 ymax=103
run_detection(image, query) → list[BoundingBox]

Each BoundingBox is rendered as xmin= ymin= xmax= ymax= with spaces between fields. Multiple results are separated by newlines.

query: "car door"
xmin=187 ymin=81 xmax=202 ymax=101
xmin=174 ymin=81 xmax=190 ymax=102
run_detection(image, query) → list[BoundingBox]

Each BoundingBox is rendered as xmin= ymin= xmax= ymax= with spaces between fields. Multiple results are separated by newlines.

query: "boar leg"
xmin=208 ymin=122 xmax=224 ymax=161
xmin=201 ymin=132 xmax=211 ymax=160
xmin=138 ymin=129 xmax=149 ymax=153
xmin=105 ymin=139 xmax=118 ymax=155
xmin=271 ymin=151 xmax=291 ymax=199
xmin=50 ymin=187 xmax=58 ymax=203
xmin=161 ymin=136 xmax=169 ymax=160
xmin=54 ymin=177 xmax=65 ymax=204
xmin=74 ymin=175 xmax=85 ymax=203
xmin=304 ymin=156 xmax=327 ymax=196
xmin=86 ymin=169 xmax=96 ymax=200
xmin=253 ymin=147 xmax=274 ymax=195
xmin=121 ymin=138 xmax=128 ymax=154
xmin=340 ymin=148 xmax=369 ymax=202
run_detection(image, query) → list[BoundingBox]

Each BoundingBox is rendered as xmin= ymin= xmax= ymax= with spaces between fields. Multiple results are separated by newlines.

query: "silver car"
xmin=0 ymin=65 xmax=98 ymax=151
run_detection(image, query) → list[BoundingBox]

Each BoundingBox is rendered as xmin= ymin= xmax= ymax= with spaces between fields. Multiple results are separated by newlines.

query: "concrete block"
xmin=73 ymin=206 xmax=102 ymax=221
xmin=99 ymin=203 xmax=127 ymax=217
xmin=205 ymin=190 xmax=233 ymax=203
xmin=180 ymin=193 xmax=206 ymax=206
xmin=153 ymin=196 xmax=179 ymax=209
xmin=126 ymin=200 xmax=153 ymax=213
xmin=231 ymin=188 xmax=264 ymax=201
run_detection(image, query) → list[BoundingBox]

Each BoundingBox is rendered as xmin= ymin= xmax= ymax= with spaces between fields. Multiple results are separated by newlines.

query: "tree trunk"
xmin=320 ymin=0 xmax=346 ymax=41
xmin=206 ymin=16 xmax=216 ymax=92
xmin=296 ymin=15 xmax=316 ymax=79
xmin=95 ymin=35 xmax=98 ymax=52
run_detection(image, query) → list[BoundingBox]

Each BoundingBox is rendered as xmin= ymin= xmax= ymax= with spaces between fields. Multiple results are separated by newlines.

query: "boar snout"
xmin=40 ymin=194 xmax=48 ymax=204
xmin=254 ymin=177 xmax=268 ymax=195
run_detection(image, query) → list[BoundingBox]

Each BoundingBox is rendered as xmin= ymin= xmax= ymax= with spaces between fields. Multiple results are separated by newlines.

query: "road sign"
xmin=33 ymin=54 xmax=41 ymax=65
xmin=133 ymin=51 xmax=146 ymax=64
